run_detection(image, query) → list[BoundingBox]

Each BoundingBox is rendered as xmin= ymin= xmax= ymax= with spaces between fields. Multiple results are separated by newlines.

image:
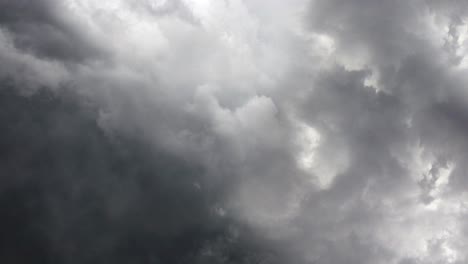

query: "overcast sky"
xmin=1 ymin=0 xmax=468 ymax=263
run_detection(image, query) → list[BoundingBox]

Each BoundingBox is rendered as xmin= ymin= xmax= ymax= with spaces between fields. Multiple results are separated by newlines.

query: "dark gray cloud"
xmin=0 ymin=0 xmax=105 ymax=62
xmin=1 ymin=0 xmax=468 ymax=263
xmin=0 ymin=82 xmax=289 ymax=263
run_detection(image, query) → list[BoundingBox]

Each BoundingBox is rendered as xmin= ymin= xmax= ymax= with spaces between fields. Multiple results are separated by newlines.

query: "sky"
xmin=1 ymin=0 xmax=468 ymax=263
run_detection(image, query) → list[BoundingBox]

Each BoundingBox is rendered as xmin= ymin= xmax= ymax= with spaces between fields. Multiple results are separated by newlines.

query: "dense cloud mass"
xmin=1 ymin=0 xmax=468 ymax=263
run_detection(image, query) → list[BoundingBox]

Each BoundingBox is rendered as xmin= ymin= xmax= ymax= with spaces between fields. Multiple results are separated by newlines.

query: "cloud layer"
xmin=1 ymin=0 xmax=468 ymax=263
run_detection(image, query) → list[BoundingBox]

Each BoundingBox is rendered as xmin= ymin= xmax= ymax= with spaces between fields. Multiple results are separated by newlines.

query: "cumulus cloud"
xmin=1 ymin=0 xmax=468 ymax=263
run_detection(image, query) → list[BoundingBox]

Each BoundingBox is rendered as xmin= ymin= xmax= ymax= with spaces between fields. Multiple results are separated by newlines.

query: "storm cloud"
xmin=1 ymin=0 xmax=468 ymax=263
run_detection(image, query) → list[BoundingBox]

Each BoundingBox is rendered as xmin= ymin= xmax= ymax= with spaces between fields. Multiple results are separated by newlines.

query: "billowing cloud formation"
xmin=1 ymin=0 xmax=468 ymax=263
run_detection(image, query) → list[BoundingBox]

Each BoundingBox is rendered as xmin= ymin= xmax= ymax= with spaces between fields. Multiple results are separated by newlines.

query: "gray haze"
xmin=1 ymin=0 xmax=468 ymax=263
